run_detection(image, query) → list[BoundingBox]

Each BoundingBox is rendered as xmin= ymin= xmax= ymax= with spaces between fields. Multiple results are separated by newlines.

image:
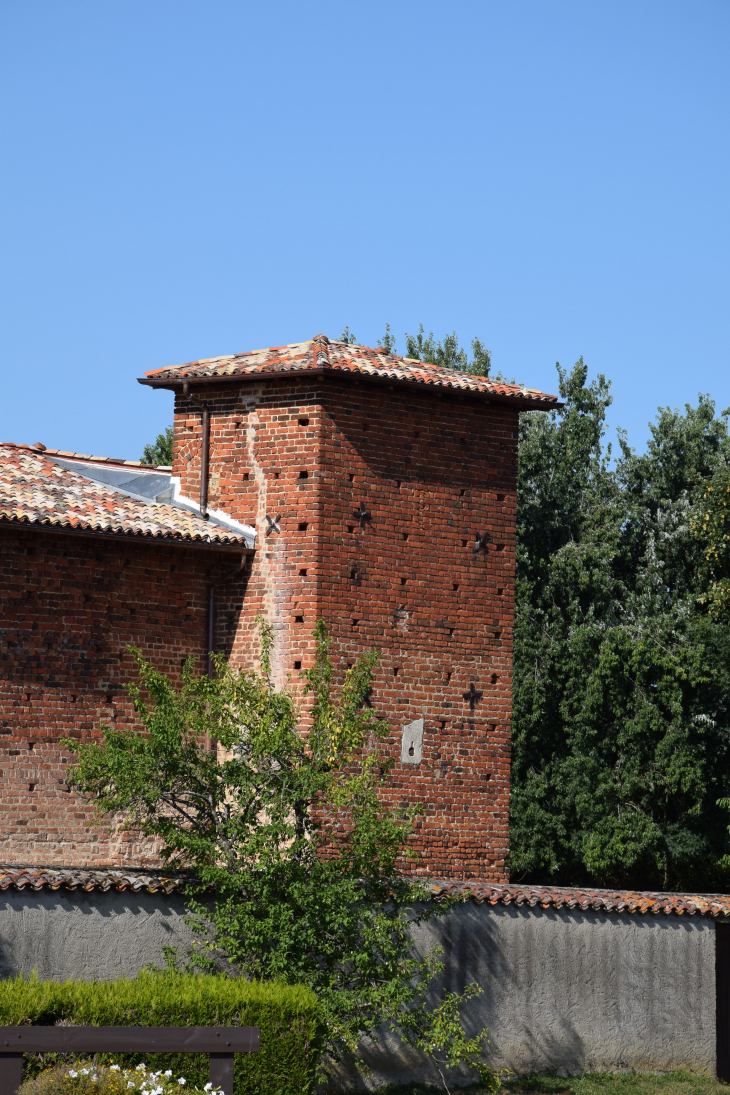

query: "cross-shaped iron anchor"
xmin=353 ymin=501 xmax=372 ymax=529
xmin=473 ymin=531 xmax=491 ymax=554
xmin=265 ymin=514 xmax=281 ymax=536
xmin=463 ymin=682 xmax=484 ymax=711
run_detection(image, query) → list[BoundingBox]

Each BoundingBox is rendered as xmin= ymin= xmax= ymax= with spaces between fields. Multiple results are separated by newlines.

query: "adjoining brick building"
xmin=0 ymin=443 xmax=254 ymax=867
xmin=0 ymin=334 xmax=557 ymax=880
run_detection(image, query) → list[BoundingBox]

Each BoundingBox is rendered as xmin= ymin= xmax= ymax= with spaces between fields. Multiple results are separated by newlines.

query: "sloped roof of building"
xmin=0 ymin=443 xmax=252 ymax=548
xmin=140 ymin=334 xmax=559 ymax=410
xmin=27 ymin=448 xmax=171 ymax=472
xmin=3 ymin=867 xmax=729 ymax=918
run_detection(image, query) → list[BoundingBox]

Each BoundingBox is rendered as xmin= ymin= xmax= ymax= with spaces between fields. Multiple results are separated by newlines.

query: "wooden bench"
xmin=0 ymin=1026 xmax=259 ymax=1095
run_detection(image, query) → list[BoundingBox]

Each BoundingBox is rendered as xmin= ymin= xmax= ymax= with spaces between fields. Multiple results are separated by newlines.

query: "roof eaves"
xmin=0 ymin=518 xmax=252 ymax=553
xmin=138 ymin=367 xmax=561 ymax=411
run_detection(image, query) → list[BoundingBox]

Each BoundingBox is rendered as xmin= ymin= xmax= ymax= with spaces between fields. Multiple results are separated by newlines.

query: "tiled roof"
xmin=141 ymin=334 xmax=559 ymax=410
xmin=428 ymin=880 xmax=730 ymax=918
xmin=0 ymin=867 xmax=191 ymax=894
xmin=0 ymin=443 xmax=248 ymax=547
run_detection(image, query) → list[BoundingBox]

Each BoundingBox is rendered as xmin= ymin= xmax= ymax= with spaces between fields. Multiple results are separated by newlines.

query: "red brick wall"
xmin=0 ymin=527 xmax=243 ymax=866
xmin=2 ymin=373 xmax=518 ymax=879
xmin=172 ymin=378 xmax=325 ymax=681
xmin=175 ymin=375 xmax=518 ymax=881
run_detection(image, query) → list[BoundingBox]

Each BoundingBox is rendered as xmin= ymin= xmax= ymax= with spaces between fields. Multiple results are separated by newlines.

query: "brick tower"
xmin=141 ymin=334 xmax=558 ymax=881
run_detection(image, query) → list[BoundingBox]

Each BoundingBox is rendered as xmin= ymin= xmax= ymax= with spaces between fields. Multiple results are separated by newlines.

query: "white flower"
xmin=111 ymin=1065 xmax=121 ymax=1072
xmin=177 ymin=1080 xmax=186 ymax=1086
xmin=136 ymin=1065 xmax=147 ymax=1072
xmin=164 ymin=1071 xmax=172 ymax=1078
xmin=68 ymin=1071 xmax=78 ymax=1078
xmin=204 ymin=1084 xmax=213 ymax=1091
xmin=82 ymin=1069 xmax=90 ymax=1076
xmin=127 ymin=1083 xmax=136 ymax=1089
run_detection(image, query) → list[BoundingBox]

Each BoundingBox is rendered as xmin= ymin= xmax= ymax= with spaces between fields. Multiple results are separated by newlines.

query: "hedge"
xmin=0 ymin=972 xmax=323 ymax=1095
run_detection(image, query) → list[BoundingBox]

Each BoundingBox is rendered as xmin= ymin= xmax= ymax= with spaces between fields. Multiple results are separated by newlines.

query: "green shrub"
xmin=0 ymin=971 xmax=323 ymax=1095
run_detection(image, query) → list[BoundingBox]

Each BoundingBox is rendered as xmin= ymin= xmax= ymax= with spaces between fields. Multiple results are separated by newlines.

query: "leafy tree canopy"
xmin=404 ymin=324 xmax=491 ymax=378
xmin=339 ymin=324 xmax=491 ymax=376
xmin=141 ymin=426 xmax=173 ymax=466
xmin=693 ymin=456 xmax=730 ymax=619
xmin=512 ymin=364 xmax=730 ymax=891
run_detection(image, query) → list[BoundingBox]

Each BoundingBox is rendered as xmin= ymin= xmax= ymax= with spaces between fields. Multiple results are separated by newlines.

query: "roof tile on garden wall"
xmin=142 ymin=335 xmax=559 ymax=409
xmin=4 ymin=868 xmax=730 ymax=917
xmin=427 ymin=880 xmax=730 ymax=918
xmin=0 ymin=867 xmax=192 ymax=894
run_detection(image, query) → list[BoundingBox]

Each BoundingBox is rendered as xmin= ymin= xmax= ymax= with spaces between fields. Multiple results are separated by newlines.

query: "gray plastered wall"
xmin=0 ymin=889 xmax=718 ymax=1080
xmin=339 ymin=902 xmax=718 ymax=1086
xmin=0 ymin=888 xmax=195 ymax=982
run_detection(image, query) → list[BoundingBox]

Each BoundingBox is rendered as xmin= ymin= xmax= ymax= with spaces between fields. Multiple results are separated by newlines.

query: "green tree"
xmin=63 ymin=621 xmax=497 ymax=1093
xmin=141 ymin=426 xmax=173 ymax=466
xmin=340 ymin=323 xmax=492 ymax=374
xmin=378 ymin=323 xmax=397 ymax=354
xmin=404 ymin=325 xmax=491 ymax=377
xmin=693 ymin=456 xmax=730 ymax=618
xmin=511 ymin=368 xmax=730 ymax=891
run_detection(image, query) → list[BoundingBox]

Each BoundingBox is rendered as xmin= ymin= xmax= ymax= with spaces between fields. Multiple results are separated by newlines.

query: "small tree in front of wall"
xmin=63 ymin=620 xmax=499 ymax=1093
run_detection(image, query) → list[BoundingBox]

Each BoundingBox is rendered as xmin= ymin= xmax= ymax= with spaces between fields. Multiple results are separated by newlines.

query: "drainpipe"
xmin=183 ymin=381 xmax=210 ymax=519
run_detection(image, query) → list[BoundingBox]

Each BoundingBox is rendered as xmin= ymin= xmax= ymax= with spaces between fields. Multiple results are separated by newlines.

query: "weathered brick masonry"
xmin=169 ymin=376 xmax=518 ymax=877
xmin=1 ymin=335 xmax=557 ymax=878
xmin=0 ymin=527 xmax=246 ymax=866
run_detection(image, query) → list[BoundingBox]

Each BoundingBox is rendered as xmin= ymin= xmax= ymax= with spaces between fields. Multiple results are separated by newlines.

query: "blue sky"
xmin=2 ymin=1 xmax=729 ymax=460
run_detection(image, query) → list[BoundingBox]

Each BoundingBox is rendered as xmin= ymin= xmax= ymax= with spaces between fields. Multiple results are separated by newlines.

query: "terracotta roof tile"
xmin=427 ymin=880 xmax=730 ymax=918
xmin=0 ymin=867 xmax=191 ymax=894
xmin=3 ymin=868 xmax=727 ymax=918
xmin=141 ymin=335 xmax=559 ymax=410
xmin=0 ymin=443 xmax=247 ymax=547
